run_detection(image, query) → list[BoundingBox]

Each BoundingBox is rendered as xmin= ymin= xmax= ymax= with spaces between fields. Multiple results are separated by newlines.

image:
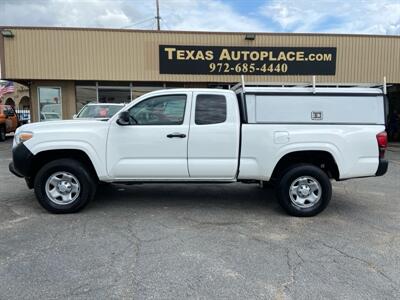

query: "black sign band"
xmin=159 ymin=45 xmax=336 ymax=75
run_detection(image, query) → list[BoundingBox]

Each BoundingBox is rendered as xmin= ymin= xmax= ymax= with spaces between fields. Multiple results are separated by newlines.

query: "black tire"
xmin=276 ymin=164 xmax=332 ymax=217
xmin=0 ymin=126 xmax=5 ymax=141
xmin=34 ymin=158 xmax=97 ymax=213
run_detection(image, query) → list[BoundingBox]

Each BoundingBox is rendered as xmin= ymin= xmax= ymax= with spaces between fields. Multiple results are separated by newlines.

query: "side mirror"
xmin=117 ymin=111 xmax=131 ymax=126
xmin=73 ymin=114 xmax=77 ymax=119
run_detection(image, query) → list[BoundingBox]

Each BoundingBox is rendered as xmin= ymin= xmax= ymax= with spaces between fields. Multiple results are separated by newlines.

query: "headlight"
xmin=14 ymin=131 xmax=33 ymax=145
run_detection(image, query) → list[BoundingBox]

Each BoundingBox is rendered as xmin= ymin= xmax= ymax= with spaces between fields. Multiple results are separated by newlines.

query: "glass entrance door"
xmin=38 ymin=87 xmax=62 ymax=121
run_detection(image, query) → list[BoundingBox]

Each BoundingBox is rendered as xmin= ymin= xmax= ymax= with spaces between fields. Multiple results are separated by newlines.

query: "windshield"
xmin=41 ymin=104 xmax=61 ymax=114
xmin=77 ymin=104 xmax=124 ymax=119
xmin=40 ymin=112 xmax=60 ymax=121
xmin=45 ymin=113 xmax=60 ymax=120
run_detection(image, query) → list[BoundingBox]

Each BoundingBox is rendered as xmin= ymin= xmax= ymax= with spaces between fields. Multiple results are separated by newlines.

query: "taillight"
xmin=376 ymin=131 xmax=387 ymax=158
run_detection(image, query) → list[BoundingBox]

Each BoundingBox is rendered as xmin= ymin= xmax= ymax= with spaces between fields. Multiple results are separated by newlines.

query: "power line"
xmin=120 ymin=17 xmax=155 ymax=29
xmin=121 ymin=0 xmax=163 ymax=31
xmin=160 ymin=18 xmax=170 ymax=30
xmin=135 ymin=19 xmax=156 ymax=30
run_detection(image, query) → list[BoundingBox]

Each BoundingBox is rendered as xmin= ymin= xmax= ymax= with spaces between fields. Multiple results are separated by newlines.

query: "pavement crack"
xmin=320 ymin=241 xmax=400 ymax=292
xmin=294 ymin=250 xmax=305 ymax=263
xmin=82 ymin=218 xmax=89 ymax=236
xmin=276 ymin=248 xmax=303 ymax=299
xmin=182 ymin=216 xmax=245 ymax=227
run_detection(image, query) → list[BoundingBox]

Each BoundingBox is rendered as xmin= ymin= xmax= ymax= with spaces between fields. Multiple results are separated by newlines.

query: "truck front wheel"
xmin=276 ymin=164 xmax=332 ymax=217
xmin=34 ymin=159 xmax=97 ymax=213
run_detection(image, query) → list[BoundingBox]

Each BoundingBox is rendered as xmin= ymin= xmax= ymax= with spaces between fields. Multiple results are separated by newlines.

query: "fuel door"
xmin=274 ymin=131 xmax=290 ymax=144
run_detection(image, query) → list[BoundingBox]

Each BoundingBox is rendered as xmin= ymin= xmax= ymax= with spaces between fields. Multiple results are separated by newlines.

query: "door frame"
xmin=106 ymin=91 xmax=193 ymax=180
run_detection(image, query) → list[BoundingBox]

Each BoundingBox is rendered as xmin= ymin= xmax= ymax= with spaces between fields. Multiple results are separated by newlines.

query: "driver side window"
xmin=128 ymin=95 xmax=187 ymax=125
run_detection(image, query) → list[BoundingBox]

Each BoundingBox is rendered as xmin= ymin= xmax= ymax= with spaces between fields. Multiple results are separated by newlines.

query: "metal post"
xmin=156 ymin=0 xmax=161 ymax=30
xmin=241 ymin=75 xmax=245 ymax=90
xmin=312 ymin=75 xmax=316 ymax=94
xmin=383 ymin=76 xmax=387 ymax=95
xmin=96 ymin=81 xmax=99 ymax=102
xmin=129 ymin=82 xmax=133 ymax=102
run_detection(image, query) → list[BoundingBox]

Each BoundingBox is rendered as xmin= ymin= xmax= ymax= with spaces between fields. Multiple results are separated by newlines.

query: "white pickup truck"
xmin=9 ymin=84 xmax=388 ymax=216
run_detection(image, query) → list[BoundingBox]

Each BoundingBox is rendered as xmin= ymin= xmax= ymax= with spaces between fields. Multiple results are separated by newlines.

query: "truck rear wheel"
xmin=276 ymin=164 xmax=332 ymax=217
xmin=34 ymin=158 xmax=97 ymax=213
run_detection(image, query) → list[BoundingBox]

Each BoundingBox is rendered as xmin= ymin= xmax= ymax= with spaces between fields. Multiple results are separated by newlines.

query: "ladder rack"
xmin=231 ymin=75 xmax=388 ymax=94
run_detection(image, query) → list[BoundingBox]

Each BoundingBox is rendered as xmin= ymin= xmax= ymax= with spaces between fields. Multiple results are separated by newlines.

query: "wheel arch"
xmin=29 ymin=149 xmax=100 ymax=183
xmin=271 ymin=150 xmax=340 ymax=181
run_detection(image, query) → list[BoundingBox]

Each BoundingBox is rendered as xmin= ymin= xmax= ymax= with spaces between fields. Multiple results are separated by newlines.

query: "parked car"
xmin=41 ymin=104 xmax=61 ymax=120
xmin=74 ymin=103 xmax=125 ymax=120
xmin=40 ymin=112 xmax=61 ymax=121
xmin=9 ymin=84 xmax=388 ymax=216
xmin=0 ymin=104 xmax=19 ymax=141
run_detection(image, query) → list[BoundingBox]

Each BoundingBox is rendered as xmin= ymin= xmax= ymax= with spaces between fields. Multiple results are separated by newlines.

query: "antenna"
xmin=156 ymin=0 xmax=161 ymax=30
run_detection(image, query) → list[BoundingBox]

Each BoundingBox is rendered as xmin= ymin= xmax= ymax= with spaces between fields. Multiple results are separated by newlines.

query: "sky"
xmin=0 ymin=0 xmax=399 ymax=35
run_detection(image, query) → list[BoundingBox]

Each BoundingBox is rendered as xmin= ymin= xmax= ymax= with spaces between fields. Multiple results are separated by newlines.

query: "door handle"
xmin=167 ymin=133 xmax=186 ymax=138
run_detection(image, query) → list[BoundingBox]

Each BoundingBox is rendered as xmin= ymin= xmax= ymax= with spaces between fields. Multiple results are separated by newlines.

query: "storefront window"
xmin=98 ymin=87 xmax=131 ymax=104
xmin=165 ymin=82 xmax=185 ymax=89
xmin=38 ymin=87 xmax=62 ymax=121
xmin=207 ymin=83 xmax=233 ymax=89
xmin=132 ymin=83 xmax=164 ymax=99
xmin=97 ymin=81 xmax=130 ymax=87
xmin=74 ymin=82 xmax=172 ymax=115
xmin=76 ymin=85 xmax=97 ymax=112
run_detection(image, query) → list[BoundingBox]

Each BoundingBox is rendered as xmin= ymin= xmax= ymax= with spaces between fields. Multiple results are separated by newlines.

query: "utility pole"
xmin=156 ymin=0 xmax=161 ymax=30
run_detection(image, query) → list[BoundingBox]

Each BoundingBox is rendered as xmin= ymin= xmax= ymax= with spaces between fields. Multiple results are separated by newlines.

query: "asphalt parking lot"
xmin=0 ymin=135 xmax=399 ymax=299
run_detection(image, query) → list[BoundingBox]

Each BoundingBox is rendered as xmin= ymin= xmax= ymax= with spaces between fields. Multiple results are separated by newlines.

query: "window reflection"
xmin=129 ymin=95 xmax=186 ymax=125
xmin=132 ymin=84 xmax=164 ymax=99
xmin=38 ymin=87 xmax=62 ymax=122
xmin=76 ymin=86 xmax=97 ymax=112
xmin=195 ymin=94 xmax=227 ymax=125
xmin=98 ymin=88 xmax=131 ymax=104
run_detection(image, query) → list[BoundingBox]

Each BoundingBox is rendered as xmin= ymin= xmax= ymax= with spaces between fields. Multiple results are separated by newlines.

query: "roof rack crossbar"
xmin=230 ymin=76 xmax=388 ymax=94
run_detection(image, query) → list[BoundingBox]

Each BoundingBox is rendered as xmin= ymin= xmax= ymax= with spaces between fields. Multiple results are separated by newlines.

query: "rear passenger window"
xmin=195 ymin=94 xmax=227 ymax=125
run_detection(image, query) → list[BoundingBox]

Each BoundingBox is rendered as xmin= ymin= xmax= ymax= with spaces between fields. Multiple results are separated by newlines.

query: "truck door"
xmin=106 ymin=92 xmax=191 ymax=179
xmin=188 ymin=92 xmax=240 ymax=179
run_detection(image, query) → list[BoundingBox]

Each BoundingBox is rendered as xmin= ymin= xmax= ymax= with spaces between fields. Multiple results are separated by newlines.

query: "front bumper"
xmin=9 ymin=142 xmax=34 ymax=178
xmin=9 ymin=162 xmax=23 ymax=177
xmin=375 ymin=159 xmax=388 ymax=176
